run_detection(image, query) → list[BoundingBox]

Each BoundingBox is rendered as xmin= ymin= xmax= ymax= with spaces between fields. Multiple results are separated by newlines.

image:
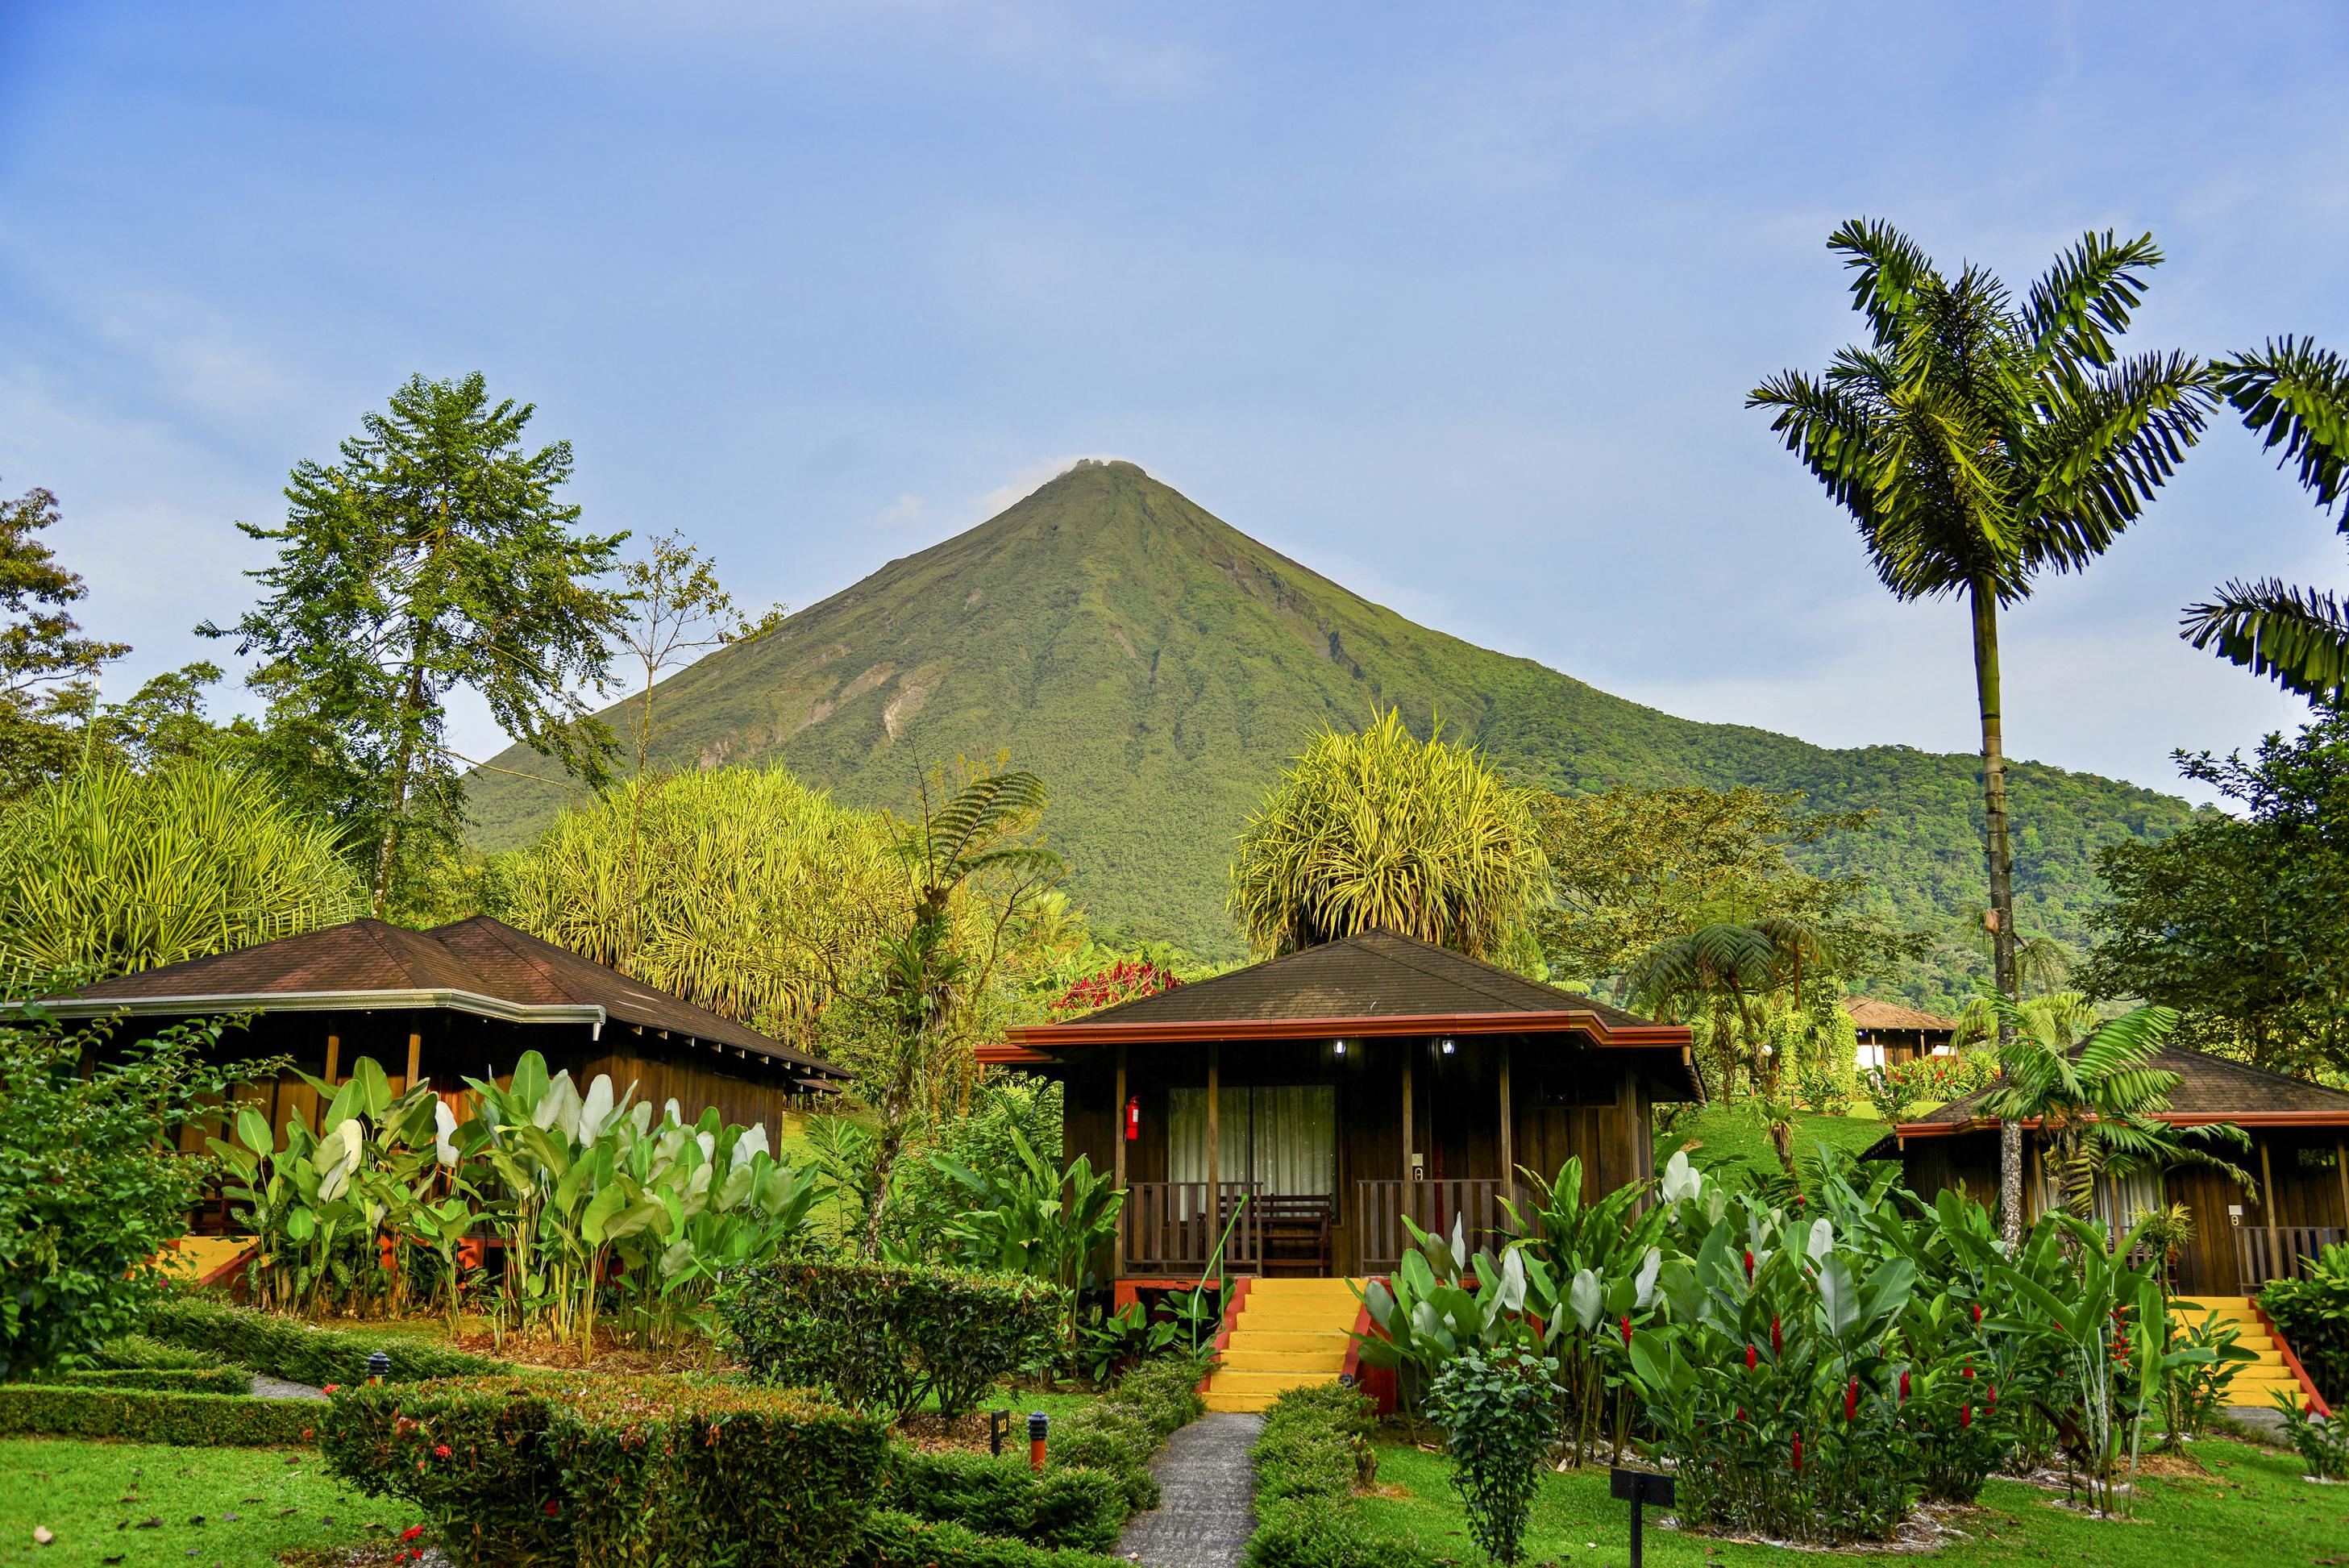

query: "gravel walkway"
xmin=249 ymin=1373 xmax=327 ymax=1401
xmin=1116 ymin=1412 xmax=1263 ymax=1568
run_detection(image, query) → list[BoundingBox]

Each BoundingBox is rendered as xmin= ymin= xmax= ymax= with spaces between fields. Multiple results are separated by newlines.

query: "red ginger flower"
xmin=1898 ymin=1369 xmax=1910 ymax=1404
xmin=1986 ymin=1384 xmax=1998 ymax=1412
xmin=1745 ymin=1342 xmax=1758 ymax=1371
xmin=1970 ymin=1302 xmax=1981 ymax=1326
xmin=1619 ymin=1315 xmax=1633 ymax=1346
xmin=1844 ymin=1376 xmax=1860 ymax=1422
xmin=543 ymin=1500 xmax=560 ymax=1517
xmin=1960 ymin=1403 xmax=1972 ymax=1429
xmin=1961 ymin=1362 xmax=1974 ymax=1380
xmin=1791 ymin=1433 xmax=1803 ymax=1472
xmin=1744 ymin=1248 xmax=1755 ymax=1280
xmin=1770 ymin=1315 xmax=1781 ymax=1354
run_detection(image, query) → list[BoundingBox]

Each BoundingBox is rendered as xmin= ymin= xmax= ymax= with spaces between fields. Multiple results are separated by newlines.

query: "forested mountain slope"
xmin=467 ymin=460 xmax=2190 ymax=1006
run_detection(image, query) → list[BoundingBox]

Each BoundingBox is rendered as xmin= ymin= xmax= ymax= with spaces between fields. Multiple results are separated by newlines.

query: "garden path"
xmin=1115 ymin=1412 xmax=1262 ymax=1568
xmin=247 ymin=1374 xmax=326 ymax=1400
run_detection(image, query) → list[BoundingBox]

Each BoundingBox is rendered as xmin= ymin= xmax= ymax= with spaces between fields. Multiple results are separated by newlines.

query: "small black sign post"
xmin=1608 ymin=1466 xmax=1673 ymax=1568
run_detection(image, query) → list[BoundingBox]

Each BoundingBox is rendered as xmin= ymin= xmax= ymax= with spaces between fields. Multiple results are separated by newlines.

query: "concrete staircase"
xmin=1204 ymin=1278 xmax=1364 ymax=1414
xmin=2172 ymin=1296 xmax=2314 ymax=1411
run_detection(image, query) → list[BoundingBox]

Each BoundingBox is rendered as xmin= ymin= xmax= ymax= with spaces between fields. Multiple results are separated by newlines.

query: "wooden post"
xmin=405 ymin=1030 xmax=422 ymax=1097
xmin=323 ymin=1032 xmax=340 ymax=1087
xmin=1497 ymin=1042 xmax=1514 ymax=1209
xmin=2336 ymin=1139 xmax=2347 ymax=1233
xmin=1113 ymin=1045 xmax=1128 ymax=1279
xmin=1206 ymin=1043 xmax=1220 ymax=1245
xmin=2260 ymin=1138 xmax=2279 ymax=1280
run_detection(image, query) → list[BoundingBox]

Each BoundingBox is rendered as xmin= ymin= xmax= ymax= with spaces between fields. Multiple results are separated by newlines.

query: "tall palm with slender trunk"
xmin=1750 ymin=222 xmax=2212 ymax=1244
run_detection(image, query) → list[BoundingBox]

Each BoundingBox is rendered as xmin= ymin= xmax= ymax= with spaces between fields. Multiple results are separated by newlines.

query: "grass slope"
xmin=0 ymin=1437 xmax=411 ymax=1566
xmin=1359 ymin=1435 xmax=2345 ymax=1567
xmin=1656 ymin=1104 xmax=1891 ymax=1186
xmin=467 ymin=460 xmax=2192 ymax=1009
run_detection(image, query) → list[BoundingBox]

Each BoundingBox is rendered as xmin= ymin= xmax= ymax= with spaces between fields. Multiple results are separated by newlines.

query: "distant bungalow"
xmin=1843 ymin=996 xmax=1958 ymax=1071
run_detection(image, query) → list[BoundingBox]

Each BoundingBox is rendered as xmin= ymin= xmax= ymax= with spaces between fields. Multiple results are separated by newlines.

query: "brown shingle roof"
xmin=1063 ymin=928 xmax=1661 ymax=1029
xmin=1898 ymin=1042 xmax=2349 ymax=1130
xmin=28 ymin=917 xmax=843 ymax=1082
xmin=1844 ymin=996 xmax=1958 ymax=1033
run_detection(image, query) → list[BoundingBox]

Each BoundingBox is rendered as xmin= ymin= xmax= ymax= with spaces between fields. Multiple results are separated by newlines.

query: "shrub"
xmin=885 ymin=1449 xmax=1126 ymax=1552
xmin=0 ymin=1383 xmax=318 ymax=1445
xmin=143 ymin=1295 xmax=502 ymax=1385
xmin=1428 ymin=1349 xmax=1565 ymax=1566
xmin=1048 ymin=1351 xmax=1212 ymax=1512
xmin=854 ymin=1508 xmax=1131 ymax=1568
xmin=0 ymin=1013 xmax=268 ymax=1379
xmin=88 ymin=1333 xmax=235 ymax=1371
xmin=720 ymin=1260 xmax=1065 ymax=1421
xmin=2274 ymin=1399 xmax=2349 ymax=1481
xmin=2260 ymin=1242 xmax=2349 ymax=1405
xmin=1245 ymin=1383 xmax=1435 ymax=1568
xmin=322 ymin=1373 xmax=892 ymax=1568
xmin=57 ymin=1365 xmax=251 ymax=1395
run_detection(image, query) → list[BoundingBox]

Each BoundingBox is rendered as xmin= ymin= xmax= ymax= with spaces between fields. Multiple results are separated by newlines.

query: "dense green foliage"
xmin=1229 ymin=708 xmax=1547 ymax=966
xmin=1428 ymin=1347 xmax=1565 ymax=1566
xmin=0 ymin=1015 xmax=258 ymax=1380
xmin=464 ymin=461 xmax=2193 ymax=1009
xmin=142 ymin=1297 xmax=502 ymax=1387
xmin=321 ymin=1373 xmax=890 ymax=1568
xmin=883 ymin=1450 xmax=1128 ymax=1552
xmin=53 ymin=1366 xmax=250 ymax=1395
xmin=0 ymin=1383 xmax=322 ymax=1445
xmin=207 ymin=371 xmax=630 ymax=918
xmin=854 ymin=1509 xmax=1134 ymax=1568
xmin=1043 ymin=1351 xmax=1211 ymax=1512
xmin=2085 ymin=712 xmax=2349 ymax=1079
xmin=0 ymin=759 xmax=361 ymax=987
xmin=718 ymin=1259 xmax=1066 ymax=1421
xmin=1245 ymin=1382 xmax=1432 ymax=1568
xmin=2256 ymin=1239 xmax=2349 ymax=1405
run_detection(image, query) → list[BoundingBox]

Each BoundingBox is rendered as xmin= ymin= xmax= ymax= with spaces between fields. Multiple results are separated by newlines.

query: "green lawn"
xmin=1655 ymin=1104 xmax=1890 ymax=1186
xmin=0 ymin=1438 xmax=413 ymax=1566
xmin=1359 ymin=1437 xmax=2348 ymax=1566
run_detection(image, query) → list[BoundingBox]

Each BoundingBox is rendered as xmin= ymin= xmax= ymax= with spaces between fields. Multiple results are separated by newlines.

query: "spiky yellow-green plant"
xmin=499 ymin=767 xmax=911 ymax=1040
xmin=1229 ymin=709 xmax=1548 ymax=964
xmin=0 ymin=760 xmax=362 ymax=987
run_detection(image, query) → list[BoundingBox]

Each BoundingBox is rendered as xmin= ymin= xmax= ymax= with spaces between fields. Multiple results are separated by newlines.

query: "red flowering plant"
xmin=1046 ymin=959 xmax=1183 ymax=1021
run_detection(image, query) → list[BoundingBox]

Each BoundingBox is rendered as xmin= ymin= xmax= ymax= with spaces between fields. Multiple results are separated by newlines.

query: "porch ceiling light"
xmin=1333 ymin=1039 xmax=1347 ymax=1055
xmin=1441 ymin=1038 xmax=1455 ymax=1054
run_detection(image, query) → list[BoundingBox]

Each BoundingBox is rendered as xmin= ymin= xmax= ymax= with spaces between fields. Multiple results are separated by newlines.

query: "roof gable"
xmin=1844 ymin=996 xmax=1957 ymax=1033
xmin=1902 ymin=1042 xmax=2349 ymax=1129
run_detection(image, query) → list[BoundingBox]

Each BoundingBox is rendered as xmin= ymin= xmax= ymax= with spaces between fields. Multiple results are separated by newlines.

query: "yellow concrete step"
xmin=1204 ymin=1391 xmax=1283 ymax=1412
xmin=1229 ymin=1329 xmax=1352 ymax=1354
xmin=1206 ymin=1370 xmax=1339 ymax=1395
xmin=1233 ymin=1310 xmax=1359 ymax=1332
xmin=1220 ymin=1349 xmax=1349 ymax=1374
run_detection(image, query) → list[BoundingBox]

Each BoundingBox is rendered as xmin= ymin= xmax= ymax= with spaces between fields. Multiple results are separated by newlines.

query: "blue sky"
xmin=3 ymin=2 xmax=2343 ymax=803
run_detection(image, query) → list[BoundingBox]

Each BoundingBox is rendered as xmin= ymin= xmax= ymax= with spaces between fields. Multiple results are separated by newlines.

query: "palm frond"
xmin=1826 ymin=218 xmax=1939 ymax=347
xmin=2181 ymin=577 xmax=2349 ymax=702
xmin=2211 ymin=336 xmax=2349 ymax=517
xmin=1747 ymin=370 xmax=1885 ymax=519
xmin=2026 ymin=351 xmax=2214 ymax=568
xmin=2023 ymin=230 xmax=2163 ymax=373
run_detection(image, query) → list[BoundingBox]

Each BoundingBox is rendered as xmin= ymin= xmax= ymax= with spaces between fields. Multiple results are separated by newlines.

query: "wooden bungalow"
xmin=1868 ymin=1043 xmax=2349 ymax=1296
xmin=19 ymin=916 xmax=846 ymax=1226
xmin=1844 ymin=996 xmax=1959 ymax=1071
xmin=979 ymin=929 xmax=1702 ymax=1283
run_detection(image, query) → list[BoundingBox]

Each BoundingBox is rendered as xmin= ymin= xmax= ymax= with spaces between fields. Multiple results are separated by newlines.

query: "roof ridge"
xmin=355 ymin=918 xmax=480 ymax=992
xmin=448 ymin=916 xmax=584 ymax=1003
xmin=1354 ymin=930 xmax=1557 ymax=1012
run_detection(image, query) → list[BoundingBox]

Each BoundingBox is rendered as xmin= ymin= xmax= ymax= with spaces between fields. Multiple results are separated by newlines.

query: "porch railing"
xmin=2236 ymin=1225 xmax=2345 ymax=1288
xmin=1355 ymin=1179 xmax=1521 ymax=1275
xmin=1122 ymin=1181 xmax=1263 ymax=1276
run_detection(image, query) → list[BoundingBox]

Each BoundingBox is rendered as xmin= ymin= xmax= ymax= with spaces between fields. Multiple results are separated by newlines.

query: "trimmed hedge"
xmin=90 ymin=1333 xmax=235 ymax=1372
xmin=886 ymin=1450 xmax=1128 ymax=1552
xmin=0 ymin=1383 xmax=319 ymax=1446
xmin=1245 ymin=1383 xmax=1433 ymax=1568
xmin=59 ymin=1366 xmax=252 ymax=1395
xmin=322 ymin=1373 xmax=892 ymax=1568
xmin=721 ymin=1261 xmax=1065 ymax=1421
xmin=144 ymin=1296 xmax=502 ymax=1385
xmin=854 ymin=1508 xmax=1132 ymax=1568
xmin=1049 ymin=1353 xmax=1212 ymax=1512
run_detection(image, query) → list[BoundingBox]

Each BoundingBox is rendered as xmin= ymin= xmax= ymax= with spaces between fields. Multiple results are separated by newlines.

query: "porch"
xmin=1120 ymin=1176 xmax=1529 ymax=1277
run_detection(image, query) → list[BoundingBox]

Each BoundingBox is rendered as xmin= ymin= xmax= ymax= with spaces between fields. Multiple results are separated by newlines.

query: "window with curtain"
xmin=1166 ymin=1084 xmax=1336 ymax=1196
xmin=2035 ymin=1161 xmax=2161 ymax=1230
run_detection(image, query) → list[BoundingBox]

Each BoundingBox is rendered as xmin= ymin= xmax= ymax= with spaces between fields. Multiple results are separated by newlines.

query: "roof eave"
xmin=1006 ymin=1009 xmax=1692 ymax=1051
xmin=1893 ymin=1108 xmax=2349 ymax=1138
xmin=6 ymin=988 xmax=609 ymax=1033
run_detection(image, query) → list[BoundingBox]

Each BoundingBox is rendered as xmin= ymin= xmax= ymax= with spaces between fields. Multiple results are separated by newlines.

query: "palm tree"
xmin=1228 ymin=709 xmax=1549 ymax=966
xmin=2186 ymin=338 xmax=2349 ymax=698
xmin=1750 ymin=221 xmax=2213 ymax=1243
xmin=1981 ymin=997 xmax=2251 ymax=1226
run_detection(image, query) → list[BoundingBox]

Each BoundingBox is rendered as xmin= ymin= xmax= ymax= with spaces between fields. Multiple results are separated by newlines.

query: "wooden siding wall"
xmin=1054 ymin=1033 xmax=1666 ymax=1277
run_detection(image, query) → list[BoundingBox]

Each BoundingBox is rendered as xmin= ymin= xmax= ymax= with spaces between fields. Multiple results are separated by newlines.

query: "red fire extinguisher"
xmin=1125 ymin=1096 xmax=1141 ymax=1142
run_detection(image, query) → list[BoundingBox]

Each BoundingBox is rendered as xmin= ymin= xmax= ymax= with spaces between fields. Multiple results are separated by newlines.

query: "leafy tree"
xmin=829 ymin=764 xmax=1064 ymax=1256
xmin=0 ymin=760 xmax=362 ymax=988
xmin=1229 ymin=708 xmax=1548 ymax=965
xmin=2082 ymin=713 xmax=2349 ymax=1080
xmin=1429 ymin=1346 xmax=1566 ymax=1566
xmin=1752 ymin=222 xmax=2211 ymax=1242
xmin=204 ymin=373 xmax=630 ymax=918
xmin=0 ymin=1012 xmax=275 ymax=1378
xmin=1535 ymin=784 xmax=1881 ymax=996
xmin=2186 ymin=338 xmax=2349 ymax=697
xmin=1981 ymin=997 xmax=2252 ymax=1223
xmin=0 ymin=480 xmax=130 ymax=793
